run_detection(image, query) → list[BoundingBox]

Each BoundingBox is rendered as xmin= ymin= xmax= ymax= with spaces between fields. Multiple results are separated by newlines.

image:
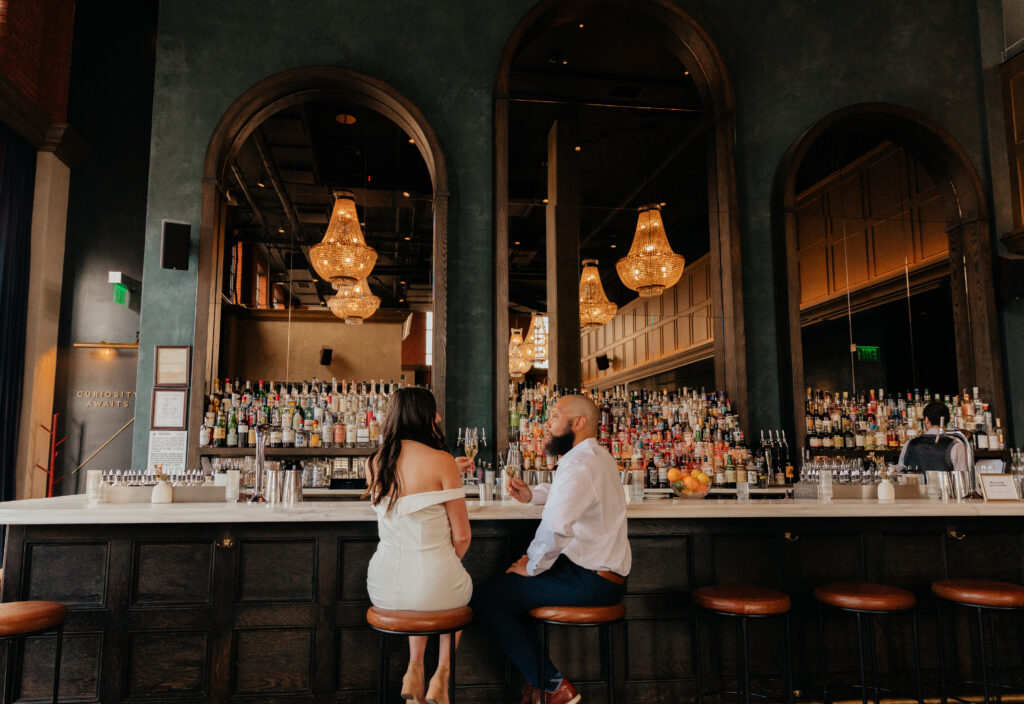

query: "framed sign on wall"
xmin=154 ymin=345 xmax=190 ymax=386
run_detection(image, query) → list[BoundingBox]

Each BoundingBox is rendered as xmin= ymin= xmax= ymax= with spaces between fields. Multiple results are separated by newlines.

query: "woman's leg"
xmin=409 ymin=635 xmax=428 ymax=664
xmin=437 ymin=630 xmax=463 ymax=667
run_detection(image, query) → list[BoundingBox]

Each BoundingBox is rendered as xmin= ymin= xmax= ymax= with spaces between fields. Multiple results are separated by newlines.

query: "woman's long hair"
xmin=367 ymin=386 xmax=447 ymax=507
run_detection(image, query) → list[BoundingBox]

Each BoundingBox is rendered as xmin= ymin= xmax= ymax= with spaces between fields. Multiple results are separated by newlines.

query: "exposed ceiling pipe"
xmin=229 ymin=162 xmax=269 ymax=234
xmin=252 ymin=128 xmax=303 ymax=238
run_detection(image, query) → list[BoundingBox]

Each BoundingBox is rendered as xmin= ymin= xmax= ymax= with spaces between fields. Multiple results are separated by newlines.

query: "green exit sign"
xmin=857 ymin=345 xmax=880 ymax=362
xmin=113 ymin=283 xmax=128 ymax=306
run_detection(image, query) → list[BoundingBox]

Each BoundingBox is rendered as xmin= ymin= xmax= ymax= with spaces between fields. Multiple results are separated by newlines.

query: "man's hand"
xmin=505 ymin=554 xmax=531 ymax=577
xmin=506 ymin=476 xmax=533 ymax=503
xmin=455 ymin=457 xmax=476 ymax=475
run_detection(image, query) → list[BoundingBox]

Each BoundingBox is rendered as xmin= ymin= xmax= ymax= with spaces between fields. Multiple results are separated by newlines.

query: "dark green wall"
xmin=133 ymin=0 xmax=1022 ymax=463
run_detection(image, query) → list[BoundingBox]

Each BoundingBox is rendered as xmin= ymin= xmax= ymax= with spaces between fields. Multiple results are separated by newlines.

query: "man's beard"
xmin=545 ymin=428 xmax=575 ymax=457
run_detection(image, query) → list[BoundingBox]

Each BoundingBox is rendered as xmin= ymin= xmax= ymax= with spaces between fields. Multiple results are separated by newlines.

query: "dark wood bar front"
xmin=2 ymin=499 xmax=1023 ymax=703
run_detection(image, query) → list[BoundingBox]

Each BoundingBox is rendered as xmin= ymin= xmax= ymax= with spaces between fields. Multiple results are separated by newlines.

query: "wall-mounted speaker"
xmin=595 ymin=354 xmax=610 ymax=371
xmin=160 ymin=220 xmax=191 ymax=271
xmin=320 ymin=347 xmax=333 ymax=366
xmin=998 ymin=253 xmax=1024 ymax=300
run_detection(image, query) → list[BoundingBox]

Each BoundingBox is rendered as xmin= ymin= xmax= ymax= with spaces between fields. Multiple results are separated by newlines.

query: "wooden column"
xmin=545 ymin=117 xmax=581 ymax=389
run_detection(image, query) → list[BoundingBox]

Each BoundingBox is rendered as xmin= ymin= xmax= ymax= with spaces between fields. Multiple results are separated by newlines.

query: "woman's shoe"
xmin=425 ymin=663 xmax=450 ymax=704
xmin=401 ymin=662 xmax=425 ymax=702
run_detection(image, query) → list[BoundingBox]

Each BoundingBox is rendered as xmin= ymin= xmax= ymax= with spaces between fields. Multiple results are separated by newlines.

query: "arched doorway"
xmin=773 ymin=103 xmax=1005 ymax=447
xmin=494 ymin=0 xmax=746 ymax=448
xmin=189 ymin=66 xmax=449 ymax=466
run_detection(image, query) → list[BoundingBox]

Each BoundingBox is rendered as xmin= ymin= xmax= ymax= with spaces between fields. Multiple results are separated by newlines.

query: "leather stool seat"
xmin=932 ymin=579 xmax=1024 ymax=609
xmin=693 ymin=586 xmax=791 ymax=615
xmin=529 ymin=602 xmax=626 ymax=624
xmin=366 ymin=605 xmax=472 ymax=634
xmin=0 ymin=601 xmax=68 ymax=637
xmin=815 ymin=582 xmax=916 ymax=612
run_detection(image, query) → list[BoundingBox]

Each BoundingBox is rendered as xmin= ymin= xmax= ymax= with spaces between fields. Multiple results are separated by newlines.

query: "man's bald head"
xmin=558 ymin=394 xmax=599 ymax=439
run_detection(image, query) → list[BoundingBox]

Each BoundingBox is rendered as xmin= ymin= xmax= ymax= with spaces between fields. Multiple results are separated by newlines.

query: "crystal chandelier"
xmin=578 ymin=259 xmax=618 ymax=329
xmin=326 ymin=278 xmax=380 ymax=324
xmin=508 ymin=328 xmax=532 ymax=380
xmin=310 ymin=190 xmax=378 ymax=288
xmin=615 ymin=204 xmax=685 ymax=297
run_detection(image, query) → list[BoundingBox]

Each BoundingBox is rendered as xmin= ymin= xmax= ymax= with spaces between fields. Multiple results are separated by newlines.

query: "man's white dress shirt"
xmin=897 ymin=427 xmax=968 ymax=473
xmin=526 ymin=437 xmax=631 ymax=577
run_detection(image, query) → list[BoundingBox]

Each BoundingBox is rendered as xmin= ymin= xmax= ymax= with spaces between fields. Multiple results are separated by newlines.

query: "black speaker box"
xmin=320 ymin=347 xmax=333 ymax=365
xmin=596 ymin=354 xmax=610 ymax=370
xmin=160 ymin=220 xmax=191 ymax=271
xmin=998 ymin=254 xmax=1024 ymax=300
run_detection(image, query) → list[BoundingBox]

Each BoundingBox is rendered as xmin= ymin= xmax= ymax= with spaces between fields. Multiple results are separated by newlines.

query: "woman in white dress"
xmin=366 ymin=387 xmax=472 ymax=704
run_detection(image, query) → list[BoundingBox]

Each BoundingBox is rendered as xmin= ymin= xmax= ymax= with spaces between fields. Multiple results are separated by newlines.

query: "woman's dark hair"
xmin=367 ymin=387 xmax=446 ymax=507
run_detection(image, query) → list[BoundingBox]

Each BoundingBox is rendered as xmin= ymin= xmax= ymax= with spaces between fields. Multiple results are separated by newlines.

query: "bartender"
xmin=897 ymin=401 xmax=967 ymax=473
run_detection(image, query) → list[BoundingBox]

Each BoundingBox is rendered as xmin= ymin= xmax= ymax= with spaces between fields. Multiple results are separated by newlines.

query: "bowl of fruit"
xmin=669 ymin=468 xmax=712 ymax=500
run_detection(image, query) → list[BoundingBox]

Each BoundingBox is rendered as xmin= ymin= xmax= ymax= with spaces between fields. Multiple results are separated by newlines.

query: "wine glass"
xmin=464 ymin=428 xmax=479 ymax=462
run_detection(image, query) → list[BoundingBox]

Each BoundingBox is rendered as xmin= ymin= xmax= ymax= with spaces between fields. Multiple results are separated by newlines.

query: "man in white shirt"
xmin=898 ymin=401 xmax=968 ymax=473
xmin=472 ymin=394 xmax=630 ymax=704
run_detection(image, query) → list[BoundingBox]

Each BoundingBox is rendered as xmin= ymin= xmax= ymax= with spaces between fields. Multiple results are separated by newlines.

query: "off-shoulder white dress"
xmin=366 ymin=488 xmax=473 ymax=611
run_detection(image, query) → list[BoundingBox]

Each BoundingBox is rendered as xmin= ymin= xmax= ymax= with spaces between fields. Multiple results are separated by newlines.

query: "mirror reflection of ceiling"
xmin=224 ymin=101 xmax=434 ymax=310
xmin=508 ymin=4 xmax=711 ymax=313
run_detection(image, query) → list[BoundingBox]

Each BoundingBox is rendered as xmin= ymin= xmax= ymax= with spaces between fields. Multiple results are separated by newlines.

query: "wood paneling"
xmin=796 ymin=142 xmax=947 ymax=309
xmin=133 ymin=542 xmax=213 ymax=606
xmin=126 ymin=630 xmax=209 ymax=697
xmin=233 ymin=627 xmax=313 ymax=693
xmin=581 ymin=255 xmax=713 ymax=386
xmin=1001 ymin=51 xmax=1024 ymax=239
xmin=238 ymin=539 xmax=316 ymax=603
xmin=26 ymin=542 xmax=107 ymax=606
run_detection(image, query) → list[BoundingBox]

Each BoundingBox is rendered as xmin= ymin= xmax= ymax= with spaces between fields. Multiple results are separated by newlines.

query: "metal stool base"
xmin=371 ymin=626 xmax=461 ymax=704
xmin=537 ymin=618 xmax=621 ymax=704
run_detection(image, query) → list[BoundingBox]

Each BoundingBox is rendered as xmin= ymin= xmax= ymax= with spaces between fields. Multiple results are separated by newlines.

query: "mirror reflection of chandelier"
xmin=310 ymin=190 xmax=378 ymax=288
xmin=524 ymin=314 xmax=548 ymax=365
xmin=615 ymin=203 xmax=685 ymax=297
xmin=578 ymin=259 xmax=618 ymax=329
xmin=508 ymin=328 xmax=532 ymax=380
xmin=327 ymin=278 xmax=380 ymax=324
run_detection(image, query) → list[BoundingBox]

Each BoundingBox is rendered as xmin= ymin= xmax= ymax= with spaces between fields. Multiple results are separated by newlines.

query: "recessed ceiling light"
xmin=610 ymin=244 xmax=617 ymax=248
xmin=684 ymin=70 xmax=690 ymax=76
xmin=278 ymin=228 xmax=285 ymax=233
xmin=399 ymin=298 xmax=405 ymax=302
xmin=403 ymin=236 xmax=411 ymax=241
xmin=542 ymin=198 xmax=549 ymax=204
xmin=561 ymin=60 xmax=568 ymax=65
xmin=402 ymin=191 xmax=410 ymax=198
xmin=408 ymin=138 xmax=415 ymax=144
xmin=578 ymin=22 xmax=584 ymax=28
xmin=400 ymin=280 xmax=406 ymax=285
xmin=335 ymin=113 xmax=357 ymax=125
xmin=514 ymin=241 xmax=521 ymax=246
xmin=574 ymin=145 xmax=581 ymax=152
xmin=256 ymin=182 xmax=266 ymax=188
xmin=659 ymin=202 xmax=667 ymax=207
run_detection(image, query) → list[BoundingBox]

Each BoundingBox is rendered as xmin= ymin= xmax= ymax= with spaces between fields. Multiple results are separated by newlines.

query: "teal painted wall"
xmin=133 ymin=0 xmax=1022 ymax=464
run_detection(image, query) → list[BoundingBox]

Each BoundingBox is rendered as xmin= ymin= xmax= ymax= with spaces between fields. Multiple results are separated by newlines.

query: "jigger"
xmin=249 ymin=424 xmax=271 ymax=504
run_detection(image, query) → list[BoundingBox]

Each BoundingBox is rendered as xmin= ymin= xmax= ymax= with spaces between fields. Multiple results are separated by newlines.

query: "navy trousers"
xmin=472 ymin=555 xmax=625 ymax=688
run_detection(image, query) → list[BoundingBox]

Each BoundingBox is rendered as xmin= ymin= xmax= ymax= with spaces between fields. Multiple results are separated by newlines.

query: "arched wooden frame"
xmin=189 ymin=67 xmax=449 ymax=467
xmin=494 ymin=0 xmax=747 ymax=449
xmin=772 ymin=102 xmax=1006 ymax=448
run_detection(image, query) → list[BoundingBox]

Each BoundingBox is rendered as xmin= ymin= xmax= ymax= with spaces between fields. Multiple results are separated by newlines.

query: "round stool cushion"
xmin=366 ymin=605 xmax=472 ymax=633
xmin=529 ymin=603 xmax=626 ymax=624
xmin=932 ymin=579 xmax=1024 ymax=608
xmin=814 ymin=582 xmax=916 ymax=612
xmin=692 ymin=586 xmax=791 ymax=615
xmin=0 ymin=601 xmax=68 ymax=637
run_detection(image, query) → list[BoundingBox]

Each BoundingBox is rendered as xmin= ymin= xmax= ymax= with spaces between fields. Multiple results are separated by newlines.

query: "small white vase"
xmin=151 ymin=480 xmax=173 ymax=504
xmin=877 ymin=478 xmax=895 ymax=503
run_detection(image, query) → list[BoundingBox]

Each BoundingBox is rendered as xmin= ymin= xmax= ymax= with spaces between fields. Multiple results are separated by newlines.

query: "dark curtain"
xmin=0 ymin=124 xmax=36 ymax=502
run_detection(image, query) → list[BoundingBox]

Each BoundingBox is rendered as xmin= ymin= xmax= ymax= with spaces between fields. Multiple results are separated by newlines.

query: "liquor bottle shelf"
xmin=807 ymin=446 xmax=1009 ymax=459
xmin=197 ymin=447 xmax=375 ymax=457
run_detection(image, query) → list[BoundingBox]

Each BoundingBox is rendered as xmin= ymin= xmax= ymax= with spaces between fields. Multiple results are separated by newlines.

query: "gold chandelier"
xmin=326 ymin=278 xmax=380 ymax=324
xmin=508 ymin=328 xmax=532 ymax=380
xmin=524 ymin=314 xmax=548 ymax=365
xmin=310 ymin=190 xmax=378 ymax=288
xmin=615 ymin=203 xmax=685 ymax=297
xmin=579 ymin=259 xmax=618 ymax=329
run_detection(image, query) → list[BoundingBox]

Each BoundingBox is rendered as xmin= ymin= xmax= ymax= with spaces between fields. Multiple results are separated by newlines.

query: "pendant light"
xmin=579 ymin=259 xmax=618 ymax=329
xmin=326 ymin=278 xmax=380 ymax=324
xmin=615 ymin=203 xmax=685 ymax=297
xmin=310 ymin=190 xmax=378 ymax=288
xmin=524 ymin=314 xmax=548 ymax=365
xmin=508 ymin=328 xmax=532 ymax=380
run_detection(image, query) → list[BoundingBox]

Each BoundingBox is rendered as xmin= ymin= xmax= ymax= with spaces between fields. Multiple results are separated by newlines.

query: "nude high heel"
xmin=402 ymin=662 xmax=425 ymax=702
xmin=425 ymin=663 xmax=450 ymax=704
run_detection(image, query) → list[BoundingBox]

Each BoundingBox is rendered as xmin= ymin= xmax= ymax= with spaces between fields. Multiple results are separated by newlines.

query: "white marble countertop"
xmin=0 ymin=494 xmax=1022 ymax=525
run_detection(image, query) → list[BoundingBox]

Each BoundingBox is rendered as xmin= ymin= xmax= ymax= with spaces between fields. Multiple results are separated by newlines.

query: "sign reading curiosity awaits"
xmin=76 ymin=390 xmax=136 ymax=409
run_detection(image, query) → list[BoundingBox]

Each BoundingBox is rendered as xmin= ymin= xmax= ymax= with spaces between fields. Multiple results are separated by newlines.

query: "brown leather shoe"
xmin=538 ymin=678 xmax=580 ymax=704
xmin=519 ymin=681 xmax=540 ymax=704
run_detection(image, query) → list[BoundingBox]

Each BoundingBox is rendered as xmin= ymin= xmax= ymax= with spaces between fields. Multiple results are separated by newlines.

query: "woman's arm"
xmin=441 ymin=454 xmax=471 ymax=559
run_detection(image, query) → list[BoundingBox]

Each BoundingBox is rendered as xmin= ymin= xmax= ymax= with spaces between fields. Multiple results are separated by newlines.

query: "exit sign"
xmin=857 ymin=345 xmax=880 ymax=362
xmin=113 ymin=283 xmax=128 ymax=306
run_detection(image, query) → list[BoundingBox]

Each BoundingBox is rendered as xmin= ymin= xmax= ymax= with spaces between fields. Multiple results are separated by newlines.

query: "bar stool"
xmin=366 ymin=605 xmax=472 ymax=704
xmin=814 ymin=582 xmax=922 ymax=704
xmin=932 ymin=579 xmax=1024 ymax=704
xmin=0 ymin=600 xmax=68 ymax=704
xmin=529 ymin=603 xmax=625 ymax=703
xmin=692 ymin=586 xmax=794 ymax=704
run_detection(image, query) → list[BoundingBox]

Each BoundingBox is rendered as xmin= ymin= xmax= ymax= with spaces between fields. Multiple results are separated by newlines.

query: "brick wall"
xmin=0 ymin=0 xmax=74 ymax=123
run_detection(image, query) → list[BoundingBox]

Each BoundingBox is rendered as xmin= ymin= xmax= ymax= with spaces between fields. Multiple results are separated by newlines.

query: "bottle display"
xmin=198 ymin=377 xmax=398 ymax=450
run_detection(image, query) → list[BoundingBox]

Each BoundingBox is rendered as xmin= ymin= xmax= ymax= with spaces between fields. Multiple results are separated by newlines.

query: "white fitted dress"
xmin=366 ymin=488 xmax=473 ymax=611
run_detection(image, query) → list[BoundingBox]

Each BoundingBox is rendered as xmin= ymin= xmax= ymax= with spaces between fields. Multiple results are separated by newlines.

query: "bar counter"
xmin=3 ymin=496 xmax=1023 ymax=702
